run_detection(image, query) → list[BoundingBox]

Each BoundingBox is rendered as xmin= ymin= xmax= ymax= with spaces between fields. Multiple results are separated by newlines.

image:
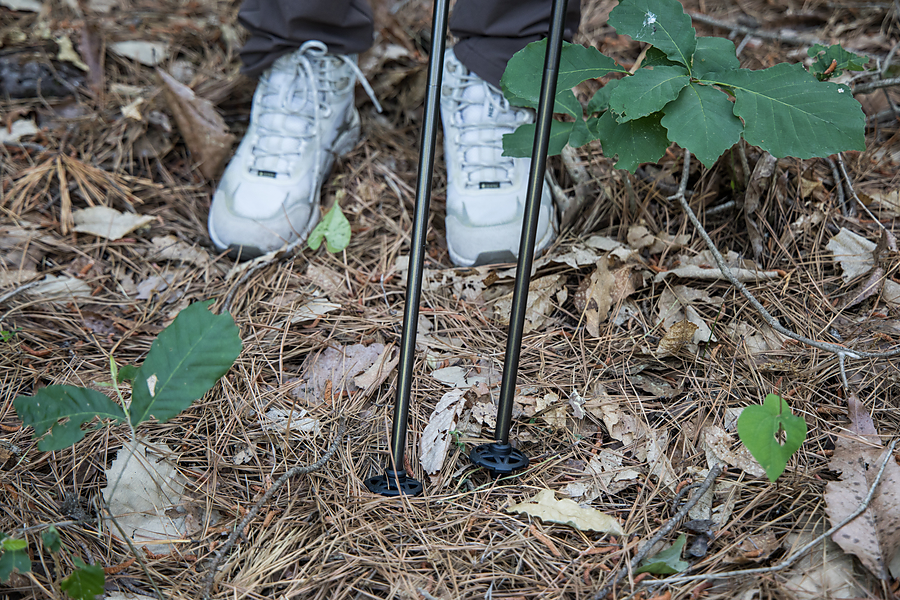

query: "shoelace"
xmin=250 ymin=40 xmax=382 ymax=186
xmin=451 ymin=74 xmax=528 ymax=189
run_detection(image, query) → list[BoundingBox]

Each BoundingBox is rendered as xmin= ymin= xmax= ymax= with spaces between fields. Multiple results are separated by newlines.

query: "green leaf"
xmin=60 ymin=558 xmax=104 ymax=600
xmin=610 ymin=65 xmax=690 ymax=121
xmin=115 ymin=364 xmax=138 ymax=383
xmin=129 ymin=300 xmax=242 ymax=427
xmin=42 ymin=526 xmax=61 ymax=553
xmin=502 ymin=120 xmax=574 ymax=157
xmin=2 ymin=538 xmax=26 ymax=551
xmin=737 ymin=393 xmax=807 ymax=482
xmin=691 ymin=36 xmax=740 ymax=79
xmin=0 ymin=544 xmax=31 ymax=582
xmin=635 ymin=534 xmax=690 ymax=574
xmin=502 ymin=39 xmax=628 ymax=110
xmin=808 ymin=43 xmax=868 ymax=80
xmin=14 ymin=386 xmax=126 ymax=451
xmin=703 ymin=63 xmax=865 ymax=158
xmin=609 ymin=0 xmax=697 ymax=68
xmin=660 ymin=82 xmax=744 ymax=167
xmin=586 ymin=79 xmax=620 ymax=115
xmin=594 ymin=111 xmax=670 ymax=172
xmin=642 ymin=46 xmax=679 ymax=69
xmin=307 ymin=201 xmax=351 ymax=253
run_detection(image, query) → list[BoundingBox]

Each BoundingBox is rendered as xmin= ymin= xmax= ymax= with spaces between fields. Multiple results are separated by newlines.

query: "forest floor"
xmin=1 ymin=0 xmax=900 ymax=599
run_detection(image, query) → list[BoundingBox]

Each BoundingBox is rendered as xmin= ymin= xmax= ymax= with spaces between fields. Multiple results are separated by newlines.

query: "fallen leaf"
xmin=723 ymin=531 xmax=780 ymax=564
xmin=419 ymin=389 xmax=472 ymax=475
xmin=353 ymin=344 xmax=399 ymax=390
xmin=636 ymin=534 xmax=689 ymax=574
xmin=295 ymin=343 xmax=390 ymax=402
xmin=507 ymin=489 xmax=624 ymax=534
xmin=135 ymin=273 xmax=175 ymax=300
xmin=781 ymin=525 xmax=869 ymax=599
xmin=574 ymin=260 xmax=614 ymax=337
xmin=305 ymin=264 xmax=346 ymax=295
xmin=657 ymin=285 xmax=722 ymax=344
xmin=0 ymin=119 xmax=38 ymax=143
xmin=535 ymin=392 xmax=567 ymax=428
xmin=701 ymin=424 xmax=766 ymax=478
xmin=627 ymin=225 xmax=655 ymax=249
xmin=26 ymin=275 xmax=92 ymax=303
xmin=0 ymin=0 xmax=41 ymax=10
xmin=232 ymin=442 xmax=256 ymax=465
xmin=149 ymin=235 xmax=215 ymax=269
xmin=431 ymin=365 xmax=495 ymax=389
xmin=260 ymin=408 xmax=320 ymax=436
xmin=290 ymin=298 xmax=342 ymax=323
xmin=656 ymin=319 xmax=699 ymax=357
xmin=111 ymin=41 xmax=170 ymax=66
xmin=637 ymin=428 xmax=678 ymax=490
xmin=158 ymin=69 xmax=234 ymax=180
xmin=493 ymin=274 xmax=566 ymax=333
xmin=55 ymin=35 xmax=88 ymax=71
xmin=654 ymin=250 xmax=781 ymax=283
xmin=102 ymin=439 xmax=189 ymax=553
xmin=73 ymin=206 xmax=154 ymax=240
xmin=827 ymin=228 xmax=899 ymax=310
xmin=824 ymin=393 xmax=900 ymax=579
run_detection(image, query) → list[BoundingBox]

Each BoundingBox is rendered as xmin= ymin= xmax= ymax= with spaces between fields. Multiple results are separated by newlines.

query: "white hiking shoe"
xmin=440 ymin=48 xmax=557 ymax=267
xmin=209 ymin=41 xmax=381 ymax=259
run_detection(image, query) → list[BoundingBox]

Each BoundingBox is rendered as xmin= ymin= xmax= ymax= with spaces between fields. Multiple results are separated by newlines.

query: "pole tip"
xmin=364 ymin=469 xmax=424 ymax=497
xmin=470 ymin=442 xmax=529 ymax=477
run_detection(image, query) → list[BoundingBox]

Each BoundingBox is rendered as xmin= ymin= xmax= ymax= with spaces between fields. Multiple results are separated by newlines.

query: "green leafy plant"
xmin=308 ymin=199 xmax=352 ymax=253
xmin=808 ymin=43 xmax=868 ymax=81
xmin=635 ymin=533 xmax=689 ymax=574
xmin=737 ymin=393 xmax=807 ymax=482
xmin=10 ymin=300 xmax=242 ymax=595
xmin=14 ymin=300 xmax=242 ymax=450
xmin=500 ymin=0 xmax=866 ymax=170
xmin=0 ymin=328 xmax=19 ymax=343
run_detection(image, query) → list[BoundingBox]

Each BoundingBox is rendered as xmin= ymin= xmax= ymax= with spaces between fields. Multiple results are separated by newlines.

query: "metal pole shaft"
xmin=494 ymin=0 xmax=568 ymax=444
xmin=389 ymin=0 xmax=450 ymax=469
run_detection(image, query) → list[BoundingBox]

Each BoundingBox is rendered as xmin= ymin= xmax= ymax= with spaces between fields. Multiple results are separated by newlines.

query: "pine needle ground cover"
xmin=1 ymin=0 xmax=899 ymax=599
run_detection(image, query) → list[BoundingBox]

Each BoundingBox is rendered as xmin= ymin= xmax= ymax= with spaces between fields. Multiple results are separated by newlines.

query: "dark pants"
xmin=237 ymin=0 xmax=581 ymax=88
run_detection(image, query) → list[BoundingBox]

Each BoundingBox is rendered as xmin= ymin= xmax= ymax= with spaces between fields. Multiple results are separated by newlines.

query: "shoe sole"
xmin=447 ymin=215 xmax=557 ymax=267
xmin=210 ymin=108 xmax=361 ymax=260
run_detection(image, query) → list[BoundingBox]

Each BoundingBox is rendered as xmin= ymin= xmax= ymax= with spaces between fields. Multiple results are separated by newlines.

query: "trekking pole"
xmin=469 ymin=0 xmax=569 ymax=477
xmin=364 ymin=0 xmax=450 ymax=497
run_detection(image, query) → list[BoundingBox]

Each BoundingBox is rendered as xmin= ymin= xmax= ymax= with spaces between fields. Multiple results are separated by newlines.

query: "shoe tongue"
xmin=458 ymin=82 xmax=517 ymax=186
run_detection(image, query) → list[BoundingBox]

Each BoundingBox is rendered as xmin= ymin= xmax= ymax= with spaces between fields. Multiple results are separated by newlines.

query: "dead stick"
xmin=592 ymin=465 xmax=723 ymax=600
xmin=201 ymin=422 xmax=345 ymax=599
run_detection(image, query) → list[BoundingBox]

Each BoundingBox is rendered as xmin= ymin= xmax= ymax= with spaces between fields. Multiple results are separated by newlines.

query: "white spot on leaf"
xmin=146 ymin=374 xmax=158 ymax=397
xmin=643 ymin=11 xmax=657 ymax=27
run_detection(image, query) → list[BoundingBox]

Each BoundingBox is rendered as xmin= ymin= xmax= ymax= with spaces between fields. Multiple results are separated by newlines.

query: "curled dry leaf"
xmin=419 ymin=389 xmax=473 ymax=475
xmin=701 ymin=423 xmax=766 ymax=478
xmin=493 ymin=274 xmax=566 ymax=333
xmin=824 ymin=393 xmax=900 ymax=579
xmin=656 ymin=319 xmax=699 ymax=357
xmin=158 ymin=69 xmax=234 ymax=180
xmin=507 ymin=489 xmax=624 ymax=535
xmin=653 ymin=250 xmax=782 ymax=283
xmin=657 ymin=285 xmax=722 ymax=344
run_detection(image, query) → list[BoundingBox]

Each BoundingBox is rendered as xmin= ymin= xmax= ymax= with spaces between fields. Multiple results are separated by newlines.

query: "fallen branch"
xmin=201 ymin=421 xmax=346 ymax=600
xmin=592 ymin=465 xmax=724 ymax=600
xmin=853 ymin=77 xmax=900 ymax=95
xmin=669 ymin=150 xmax=900 ymax=391
xmin=638 ymin=439 xmax=897 ymax=589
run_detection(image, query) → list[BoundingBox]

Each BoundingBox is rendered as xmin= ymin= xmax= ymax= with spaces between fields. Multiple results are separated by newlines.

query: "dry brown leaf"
xmin=656 ymin=319 xmax=698 ymax=357
xmin=723 ymin=531 xmax=780 ymax=564
xmin=654 ymin=250 xmax=781 ymax=283
xmin=493 ymin=274 xmax=566 ymax=333
xmin=112 ymin=41 xmax=170 ymax=66
xmin=158 ymin=69 xmax=234 ymax=180
xmin=824 ymin=393 xmax=900 ymax=579
xmin=657 ymin=285 xmax=722 ymax=344
xmin=574 ymin=260 xmax=613 ymax=337
xmin=700 ymin=423 xmax=766 ymax=478
xmin=507 ymin=489 xmax=624 ymax=534
xmin=419 ymin=389 xmax=473 ymax=475
xmin=295 ymin=343 xmax=390 ymax=402
xmin=150 ymin=235 xmax=215 ymax=269
xmin=353 ymin=344 xmax=399 ymax=391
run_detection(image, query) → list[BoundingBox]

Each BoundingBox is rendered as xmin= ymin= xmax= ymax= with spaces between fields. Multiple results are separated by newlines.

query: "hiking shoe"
xmin=209 ymin=40 xmax=381 ymax=259
xmin=440 ymin=48 xmax=557 ymax=267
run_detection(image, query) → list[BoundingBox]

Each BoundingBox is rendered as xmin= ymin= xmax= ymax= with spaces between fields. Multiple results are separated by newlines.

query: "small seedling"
xmin=10 ymin=300 xmax=242 ymax=594
xmin=308 ymin=198 xmax=352 ymax=253
xmin=737 ymin=393 xmax=807 ymax=482
xmin=635 ymin=533 xmax=689 ymax=574
xmin=500 ymin=0 xmax=866 ymax=170
xmin=0 ymin=328 xmax=20 ymax=343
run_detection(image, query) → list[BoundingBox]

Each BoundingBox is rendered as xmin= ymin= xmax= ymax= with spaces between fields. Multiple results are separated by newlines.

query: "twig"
xmin=836 ymin=153 xmax=886 ymax=232
xmin=639 ymin=439 xmax=897 ymax=587
xmin=592 ymin=465 xmax=723 ymax=600
xmin=201 ymin=422 xmax=345 ymax=600
xmin=670 ymin=150 xmax=900 ymax=366
xmin=221 ymin=239 xmax=306 ymax=312
xmin=688 ymin=12 xmax=825 ymax=47
xmin=853 ymin=77 xmax=900 ymax=95
xmin=824 ymin=157 xmax=847 ymax=216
